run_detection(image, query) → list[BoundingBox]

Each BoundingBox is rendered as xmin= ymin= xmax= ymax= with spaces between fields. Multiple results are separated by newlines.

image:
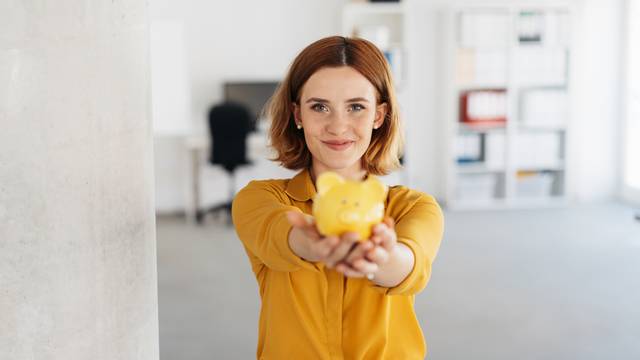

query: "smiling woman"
xmin=231 ymin=36 xmax=444 ymax=359
xmin=267 ymin=36 xmax=403 ymax=177
xmin=293 ymin=66 xmax=389 ymax=180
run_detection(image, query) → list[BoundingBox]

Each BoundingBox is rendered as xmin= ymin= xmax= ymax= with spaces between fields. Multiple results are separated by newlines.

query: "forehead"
xmin=300 ymin=66 xmax=377 ymax=101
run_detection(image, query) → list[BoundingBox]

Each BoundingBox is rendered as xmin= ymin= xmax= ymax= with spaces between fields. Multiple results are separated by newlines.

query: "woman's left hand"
xmin=335 ymin=217 xmax=397 ymax=279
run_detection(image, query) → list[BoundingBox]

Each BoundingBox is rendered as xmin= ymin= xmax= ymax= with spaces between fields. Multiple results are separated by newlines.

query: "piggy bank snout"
xmin=338 ymin=209 xmax=362 ymax=224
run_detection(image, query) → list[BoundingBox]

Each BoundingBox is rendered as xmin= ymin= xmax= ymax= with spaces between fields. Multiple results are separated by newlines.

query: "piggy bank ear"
xmin=364 ymin=177 xmax=388 ymax=201
xmin=316 ymin=172 xmax=344 ymax=196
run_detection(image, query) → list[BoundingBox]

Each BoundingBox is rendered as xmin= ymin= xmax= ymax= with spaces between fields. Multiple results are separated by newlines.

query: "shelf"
xmin=446 ymin=198 xmax=509 ymax=211
xmin=517 ymin=124 xmax=566 ymax=132
xmin=447 ymin=196 xmax=568 ymax=211
xmin=516 ymin=165 xmax=565 ymax=172
xmin=458 ymin=122 xmax=507 ymax=133
xmin=444 ymin=4 xmax=572 ymax=210
xmin=507 ymin=196 xmax=568 ymax=207
xmin=457 ymin=164 xmax=505 ymax=174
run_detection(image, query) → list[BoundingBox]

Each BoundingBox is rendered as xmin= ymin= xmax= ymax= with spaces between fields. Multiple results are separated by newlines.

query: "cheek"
xmin=355 ymin=117 xmax=375 ymax=138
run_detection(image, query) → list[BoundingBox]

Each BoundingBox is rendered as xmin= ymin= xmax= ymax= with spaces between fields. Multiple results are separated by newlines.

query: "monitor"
xmin=224 ymin=81 xmax=280 ymax=130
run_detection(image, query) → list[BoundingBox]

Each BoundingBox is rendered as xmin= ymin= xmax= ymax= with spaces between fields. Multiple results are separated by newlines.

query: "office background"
xmin=149 ymin=0 xmax=640 ymax=359
xmin=151 ymin=0 xmax=633 ymax=217
xmin=1 ymin=0 xmax=638 ymax=359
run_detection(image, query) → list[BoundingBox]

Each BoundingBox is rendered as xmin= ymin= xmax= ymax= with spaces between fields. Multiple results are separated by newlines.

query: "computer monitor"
xmin=224 ymin=81 xmax=280 ymax=131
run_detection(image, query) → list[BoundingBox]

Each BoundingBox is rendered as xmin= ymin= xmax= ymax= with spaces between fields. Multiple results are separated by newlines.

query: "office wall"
xmin=569 ymin=0 xmax=624 ymax=201
xmin=0 ymin=1 xmax=159 ymax=359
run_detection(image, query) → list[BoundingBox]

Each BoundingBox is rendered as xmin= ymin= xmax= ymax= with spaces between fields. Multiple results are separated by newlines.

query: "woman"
xmin=232 ymin=36 xmax=444 ymax=359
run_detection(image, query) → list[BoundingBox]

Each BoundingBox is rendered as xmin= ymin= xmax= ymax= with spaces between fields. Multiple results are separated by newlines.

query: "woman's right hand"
xmin=286 ymin=211 xmax=360 ymax=265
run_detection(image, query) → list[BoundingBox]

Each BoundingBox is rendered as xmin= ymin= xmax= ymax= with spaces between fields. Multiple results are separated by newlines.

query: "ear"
xmin=292 ymin=103 xmax=302 ymax=125
xmin=316 ymin=172 xmax=344 ymax=196
xmin=364 ymin=176 xmax=388 ymax=201
xmin=373 ymin=102 xmax=388 ymax=130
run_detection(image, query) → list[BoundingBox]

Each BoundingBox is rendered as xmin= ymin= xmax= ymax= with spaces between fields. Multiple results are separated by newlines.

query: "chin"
xmin=324 ymin=158 xmax=360 ymax=171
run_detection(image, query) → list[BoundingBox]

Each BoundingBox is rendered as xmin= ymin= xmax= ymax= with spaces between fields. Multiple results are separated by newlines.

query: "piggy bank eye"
xmin=341 ymin=199 xmax=347 ymax=205
xmin=354 ymin=201 xmax=360 ymax=207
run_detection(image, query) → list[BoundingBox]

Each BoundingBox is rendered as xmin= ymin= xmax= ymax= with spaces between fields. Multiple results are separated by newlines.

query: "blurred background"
xmin=151 ymin=0 xmax=640 ymax=359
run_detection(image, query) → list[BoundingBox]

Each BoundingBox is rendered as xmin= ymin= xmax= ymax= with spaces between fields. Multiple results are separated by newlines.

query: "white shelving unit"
xmin=342 ymin=2 xmax=406 ymax=89
xmin=341 ymin=1 xmax=409 ymax=186
xmin=442 ymin=3 xmax=573 ymax=210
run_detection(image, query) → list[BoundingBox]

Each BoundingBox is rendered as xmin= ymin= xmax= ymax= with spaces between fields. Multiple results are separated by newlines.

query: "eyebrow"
xmin=304 ymin=97 xmax=370 ymax=104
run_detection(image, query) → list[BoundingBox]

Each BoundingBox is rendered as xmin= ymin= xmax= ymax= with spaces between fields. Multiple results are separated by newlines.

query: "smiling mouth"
xmin=323 ymin=140 xmax=354 ymax=151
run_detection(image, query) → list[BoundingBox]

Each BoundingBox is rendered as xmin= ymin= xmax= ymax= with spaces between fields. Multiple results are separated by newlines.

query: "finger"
xmin=370 ymin=234 xmax=383 ymax=246
xmin=325 ymin=239 xmax=357 ymax=268
xmin=286 ymin=211 xmax=321 ymax=240
xmin=350 ymin=258 xmax=379 ymax=275
xmin=372 ymin=223 xmax=386 ymax=236
xmin=372 ymin=217 xmax=395 ymax=236
xmin=335 ymin=263 xmax=365 ymax=278
xmin=311 ymin=235 xmax=339 ymax=260
xmin=365 ymin=246 xmax=390 ymax=265
xmin=375 ymin=225 xmax=397 ymax=252
xmin=286 ymin=211 xmax=313 ymax=228
xmin=344 ymin=241 xmax=374 ymax=264
xmin=325 ymin=232 xmax=359 ymax=268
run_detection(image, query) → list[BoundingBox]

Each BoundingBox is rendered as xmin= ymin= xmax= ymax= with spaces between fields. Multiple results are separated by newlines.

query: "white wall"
xmin=568 ymin=0 xmax=624 ymax=201
xmin=0 ymin=1 xmax=159 ymax=358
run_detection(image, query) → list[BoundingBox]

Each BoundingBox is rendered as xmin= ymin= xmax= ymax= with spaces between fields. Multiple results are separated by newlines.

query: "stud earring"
xmin=296 ymin=123 xmax=303 ymax=130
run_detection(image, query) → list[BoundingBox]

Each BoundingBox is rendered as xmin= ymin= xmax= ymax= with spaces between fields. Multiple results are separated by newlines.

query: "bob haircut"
xmin=265 ymin=36 xmax=404 ymax=176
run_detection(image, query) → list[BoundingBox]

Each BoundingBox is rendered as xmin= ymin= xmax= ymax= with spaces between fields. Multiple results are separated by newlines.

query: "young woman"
xmin=232 ymin=36 xmax=444 ymax=359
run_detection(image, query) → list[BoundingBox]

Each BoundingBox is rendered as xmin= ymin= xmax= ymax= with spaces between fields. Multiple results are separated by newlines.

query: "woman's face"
xmin=293 ymin=66 xmax=387 ymax=179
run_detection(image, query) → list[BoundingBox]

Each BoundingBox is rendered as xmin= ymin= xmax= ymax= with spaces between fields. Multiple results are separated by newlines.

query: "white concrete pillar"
xmin=0 ymin=1 xmax=159 ymax=359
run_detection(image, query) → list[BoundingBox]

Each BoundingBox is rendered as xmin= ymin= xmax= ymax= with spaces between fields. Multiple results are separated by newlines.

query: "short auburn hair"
xmin=265 ymin=36 xmax=404 ymax=176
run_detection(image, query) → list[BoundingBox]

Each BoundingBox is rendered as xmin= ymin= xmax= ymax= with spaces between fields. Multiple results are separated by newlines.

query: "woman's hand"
xmin=286 ymin=211 xmax=343 ymax=263
xmin=335 ymin=217 xmax=398 ymax=279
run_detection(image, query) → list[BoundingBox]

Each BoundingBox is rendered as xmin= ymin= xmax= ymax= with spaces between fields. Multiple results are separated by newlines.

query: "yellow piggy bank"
xmin=312 ymin=172 xmax=388 ymax=241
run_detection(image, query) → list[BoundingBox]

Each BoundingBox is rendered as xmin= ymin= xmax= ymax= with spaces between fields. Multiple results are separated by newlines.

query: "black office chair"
xmin=196 ymin=101 xmax=252 ymax=224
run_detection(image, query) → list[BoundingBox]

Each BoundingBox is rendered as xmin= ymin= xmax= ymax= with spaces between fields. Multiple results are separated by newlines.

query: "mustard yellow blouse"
xmin=232 ymin=169 xmax=444 ymax=359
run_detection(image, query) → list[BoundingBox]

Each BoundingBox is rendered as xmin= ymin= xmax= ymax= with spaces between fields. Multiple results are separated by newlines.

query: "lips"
xmin=323 ymin=140 xmax=354 ymax=151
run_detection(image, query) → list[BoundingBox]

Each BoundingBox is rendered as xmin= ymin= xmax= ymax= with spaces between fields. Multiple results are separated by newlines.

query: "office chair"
xmin=196 ymin=101 xmax=252 ymax=224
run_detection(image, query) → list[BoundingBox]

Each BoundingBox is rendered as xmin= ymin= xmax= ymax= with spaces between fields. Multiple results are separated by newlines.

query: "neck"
xmin=310 ymin=162 xmax=367 ymax=183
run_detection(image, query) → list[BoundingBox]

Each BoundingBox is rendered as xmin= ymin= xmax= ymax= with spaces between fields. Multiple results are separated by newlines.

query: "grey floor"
xmin=157 ymin=202 xmax=640 ymax=360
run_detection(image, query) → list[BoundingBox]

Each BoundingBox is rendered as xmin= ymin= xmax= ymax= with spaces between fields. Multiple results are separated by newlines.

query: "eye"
xmin=354 ymin=201 xmax=360 ymax=207
xmin=341 ymin=199 xmax=347 ymax=205
xmin=348 ymin=103 xmax=365 ymax=112
xmin=311 ymin=103 xmax=329 ymax=113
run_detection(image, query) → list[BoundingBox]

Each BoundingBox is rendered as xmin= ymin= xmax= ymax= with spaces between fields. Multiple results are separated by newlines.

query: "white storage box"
xmin=516 ymin=171 xmax=554 ymax=198
xmin=521 ymin=89 xmax=568 ymax=128
xmin=515 ymin=133 xmax=561 ymax=168
xmin=456 ymin=173 xmax=498 ymax=201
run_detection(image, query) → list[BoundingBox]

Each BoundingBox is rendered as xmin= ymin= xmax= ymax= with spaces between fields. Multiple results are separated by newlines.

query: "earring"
xmin=296 ymin=123 xmax=303 ymax=130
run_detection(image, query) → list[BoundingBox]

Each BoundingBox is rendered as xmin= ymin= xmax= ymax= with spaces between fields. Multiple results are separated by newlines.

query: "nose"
xmin=326 ymin=111 xmax=349 ymax=135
